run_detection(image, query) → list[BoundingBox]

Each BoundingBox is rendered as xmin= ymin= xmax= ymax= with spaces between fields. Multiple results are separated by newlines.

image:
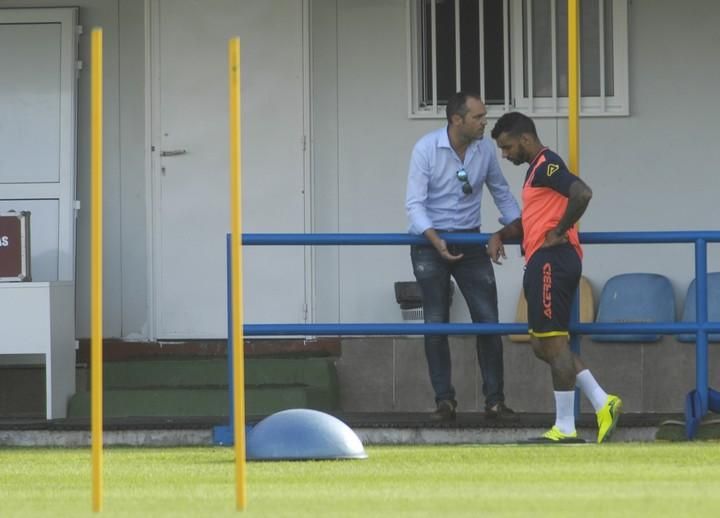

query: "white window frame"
xmin=407 ymin=0 xmax=629 ymax=118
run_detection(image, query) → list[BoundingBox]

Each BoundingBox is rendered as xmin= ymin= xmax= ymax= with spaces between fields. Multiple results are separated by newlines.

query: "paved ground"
xmin=0 ymin=412 xmax=685 ymax=446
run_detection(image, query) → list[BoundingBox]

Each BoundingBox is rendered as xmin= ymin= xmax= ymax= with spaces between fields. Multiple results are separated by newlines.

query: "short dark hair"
xmin=491 ymin=112 xmax=538 ymax=139
xmin=446 ymin=91 xmax=482 ymax=123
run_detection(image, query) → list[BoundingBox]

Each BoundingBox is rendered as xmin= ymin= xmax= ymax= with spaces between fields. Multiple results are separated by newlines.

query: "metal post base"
xmin=212 ymin=424 xmax=253 ymax=446
xmin=709 ymin=388 xmax=720 ymax=413
xmin=685 ymin=387 xmax=720 ymax=439
xmin=684 ymin=390 xmax=702 ymax=440
xmin=212 ymin=425 xmax=234 ymax=445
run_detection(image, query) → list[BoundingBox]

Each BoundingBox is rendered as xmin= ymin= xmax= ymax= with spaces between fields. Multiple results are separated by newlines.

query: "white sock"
xmin=554 ymin=391 xmax=576 ymax=435
xmin=576 ymin=369 xmax=609 ymax=411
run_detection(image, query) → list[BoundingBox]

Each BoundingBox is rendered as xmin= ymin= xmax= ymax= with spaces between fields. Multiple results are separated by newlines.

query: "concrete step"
xmin=245 ymin=358 xmax=338 ymax=390
xmin=99 ymin=358 xmax=338 ymax=390
xmin=0 ymin=358 xmax=339 ymax=418
xmin=66 ymin=385 xmax=339 ymax=418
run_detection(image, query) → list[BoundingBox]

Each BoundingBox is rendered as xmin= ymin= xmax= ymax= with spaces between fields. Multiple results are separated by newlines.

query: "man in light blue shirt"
xmin=406 ymin=92 xmax=520 ymax=421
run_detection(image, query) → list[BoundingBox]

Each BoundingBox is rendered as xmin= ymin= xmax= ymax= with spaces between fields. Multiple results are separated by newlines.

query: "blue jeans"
xmin=410 ymin=241 xmax=505 ymax=408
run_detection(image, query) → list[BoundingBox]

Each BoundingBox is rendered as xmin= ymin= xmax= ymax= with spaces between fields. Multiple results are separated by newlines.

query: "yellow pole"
xmin=568 ymin=0 xmax=580 ymax=176
xmin=228 ymin=37 xmax=247 ymax=511
xmin=90 ymin=27 xmax=104 ymax=513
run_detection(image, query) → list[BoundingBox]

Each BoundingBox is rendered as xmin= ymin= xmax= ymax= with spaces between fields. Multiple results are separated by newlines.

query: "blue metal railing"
xmin=214 ymin=231 xmax=720 ymax=443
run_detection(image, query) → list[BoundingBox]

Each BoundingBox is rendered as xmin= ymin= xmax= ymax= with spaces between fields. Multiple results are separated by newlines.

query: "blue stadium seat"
xmin=591 ymin=273 xmax=675 ymax=342
xmin=676 ymin=272 xmax=720 ymax=343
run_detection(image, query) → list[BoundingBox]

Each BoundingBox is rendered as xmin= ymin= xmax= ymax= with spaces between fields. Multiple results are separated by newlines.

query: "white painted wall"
xmin=3 ymin=0 xmax=718 ymax=338
xmin=575 ymin=0 xmax=720 ymax=311
xmin=117 ymin=0 xmax=148 ymax=339
xmin=313 ymin=0 xmax=552 ymax=324
xmin=313 ymin=0 xmax=720 ymax=327
xmin=310 ymin=0 xmax=341 ymax=324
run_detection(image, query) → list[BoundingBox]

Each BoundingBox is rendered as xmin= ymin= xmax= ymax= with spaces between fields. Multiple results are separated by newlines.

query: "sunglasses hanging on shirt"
xmin=456 ymin=169 xmax=473 ymax=195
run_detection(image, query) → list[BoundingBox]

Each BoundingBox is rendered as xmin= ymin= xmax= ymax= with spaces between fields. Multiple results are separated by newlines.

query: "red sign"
xmin=0 ymin=212 xmax=31 ymax=281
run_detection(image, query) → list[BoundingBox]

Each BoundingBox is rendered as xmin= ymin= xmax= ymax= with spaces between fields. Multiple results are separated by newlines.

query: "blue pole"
xmin=221 ymin=230 xmax=720 ymax=441
xmin=695 ymin=239 xmax=709 ymax=414
xmin=227 ymin=234 xmax=235 ymax=428
xmin=212 ymin=235 xmax=235 ymax=445
xmin=242 ymin=322 xmax=720 ymax=336
xmin=239 ymin=230 xmax=720 ymax=246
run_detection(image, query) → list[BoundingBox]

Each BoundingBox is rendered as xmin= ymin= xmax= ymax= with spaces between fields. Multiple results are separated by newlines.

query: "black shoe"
xmin=485 ymin=402 xmax=515 ymax=419
xmin=430 ymin=399 xmax=457 ymax=421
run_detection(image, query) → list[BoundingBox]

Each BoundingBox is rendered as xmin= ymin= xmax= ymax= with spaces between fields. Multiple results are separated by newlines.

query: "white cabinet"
xmin=0 ymin=282 xmax=75 ymax=419
xmin=0 ymin=8 xmax=78 ymax=420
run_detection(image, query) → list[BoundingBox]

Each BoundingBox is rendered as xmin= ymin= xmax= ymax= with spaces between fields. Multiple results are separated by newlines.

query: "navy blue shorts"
xmin=523 ymin=244 xmax=581 ymax=338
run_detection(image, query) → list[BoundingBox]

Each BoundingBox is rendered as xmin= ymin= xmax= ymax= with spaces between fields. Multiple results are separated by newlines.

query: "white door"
xmin=151 ymin=0 xmax=308 ymax=338
xmin=0 ymin=8 xmax=78 ymax=282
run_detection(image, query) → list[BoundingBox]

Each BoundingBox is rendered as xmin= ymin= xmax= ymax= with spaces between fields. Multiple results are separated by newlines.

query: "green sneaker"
xmin=596 ymin=395 xmax=623 ymax=443
xmin=524 ymin=426 xmax=586 ymax=444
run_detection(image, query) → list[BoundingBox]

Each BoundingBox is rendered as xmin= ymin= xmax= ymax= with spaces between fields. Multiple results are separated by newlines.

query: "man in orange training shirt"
xmin=488 ymin=112 xmax=621 ymax=443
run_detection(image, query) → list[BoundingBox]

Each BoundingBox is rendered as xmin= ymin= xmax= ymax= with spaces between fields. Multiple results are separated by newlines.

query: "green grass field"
xmin=1 ymin=444 xmax=719 ymax=517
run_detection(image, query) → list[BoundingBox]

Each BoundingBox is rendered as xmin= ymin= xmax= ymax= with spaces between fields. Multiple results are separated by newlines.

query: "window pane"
xmin=420 ymin=0 xmax=433 ymax=104
xmin=419 ymin=1 xmax=434 ymax=105
xmin=580 ymin=0 xmax=601 ymax=96
xmin=603 ymin=0 xmax=614 ymax=96
xmin=459 ymin=0 xmax=506 ymax=104
xmin=419 ymin=0 xmax=506 ymax=108
xmin=483 ymin=0 xmax=506 ymax=104
xmin=555 ymin=0 xmax=568 ymax=96
xmin=531 ymin=0 xmax=553 ymax=97
xmin=459 ymin=0 xmax=480 ymax=94
xmin=413 ymin=0 xmax=624 ymax=114
xmin=421 ymin=0 xmax=456 ymax=106
xmin=556 ymin=0 xmax=614 ymax=97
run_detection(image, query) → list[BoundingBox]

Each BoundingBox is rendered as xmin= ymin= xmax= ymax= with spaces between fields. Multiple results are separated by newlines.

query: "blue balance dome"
xmin=247 ymin=409 xmax=367 ymax=461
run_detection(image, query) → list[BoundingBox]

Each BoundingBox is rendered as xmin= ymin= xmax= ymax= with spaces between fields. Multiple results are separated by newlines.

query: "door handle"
xmin=160 ymin=149 xmax=187 ymax=157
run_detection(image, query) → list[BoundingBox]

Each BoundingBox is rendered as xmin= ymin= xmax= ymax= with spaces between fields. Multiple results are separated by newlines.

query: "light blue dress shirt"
xmin=406 ymin=126 xmax=521 ymax=234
